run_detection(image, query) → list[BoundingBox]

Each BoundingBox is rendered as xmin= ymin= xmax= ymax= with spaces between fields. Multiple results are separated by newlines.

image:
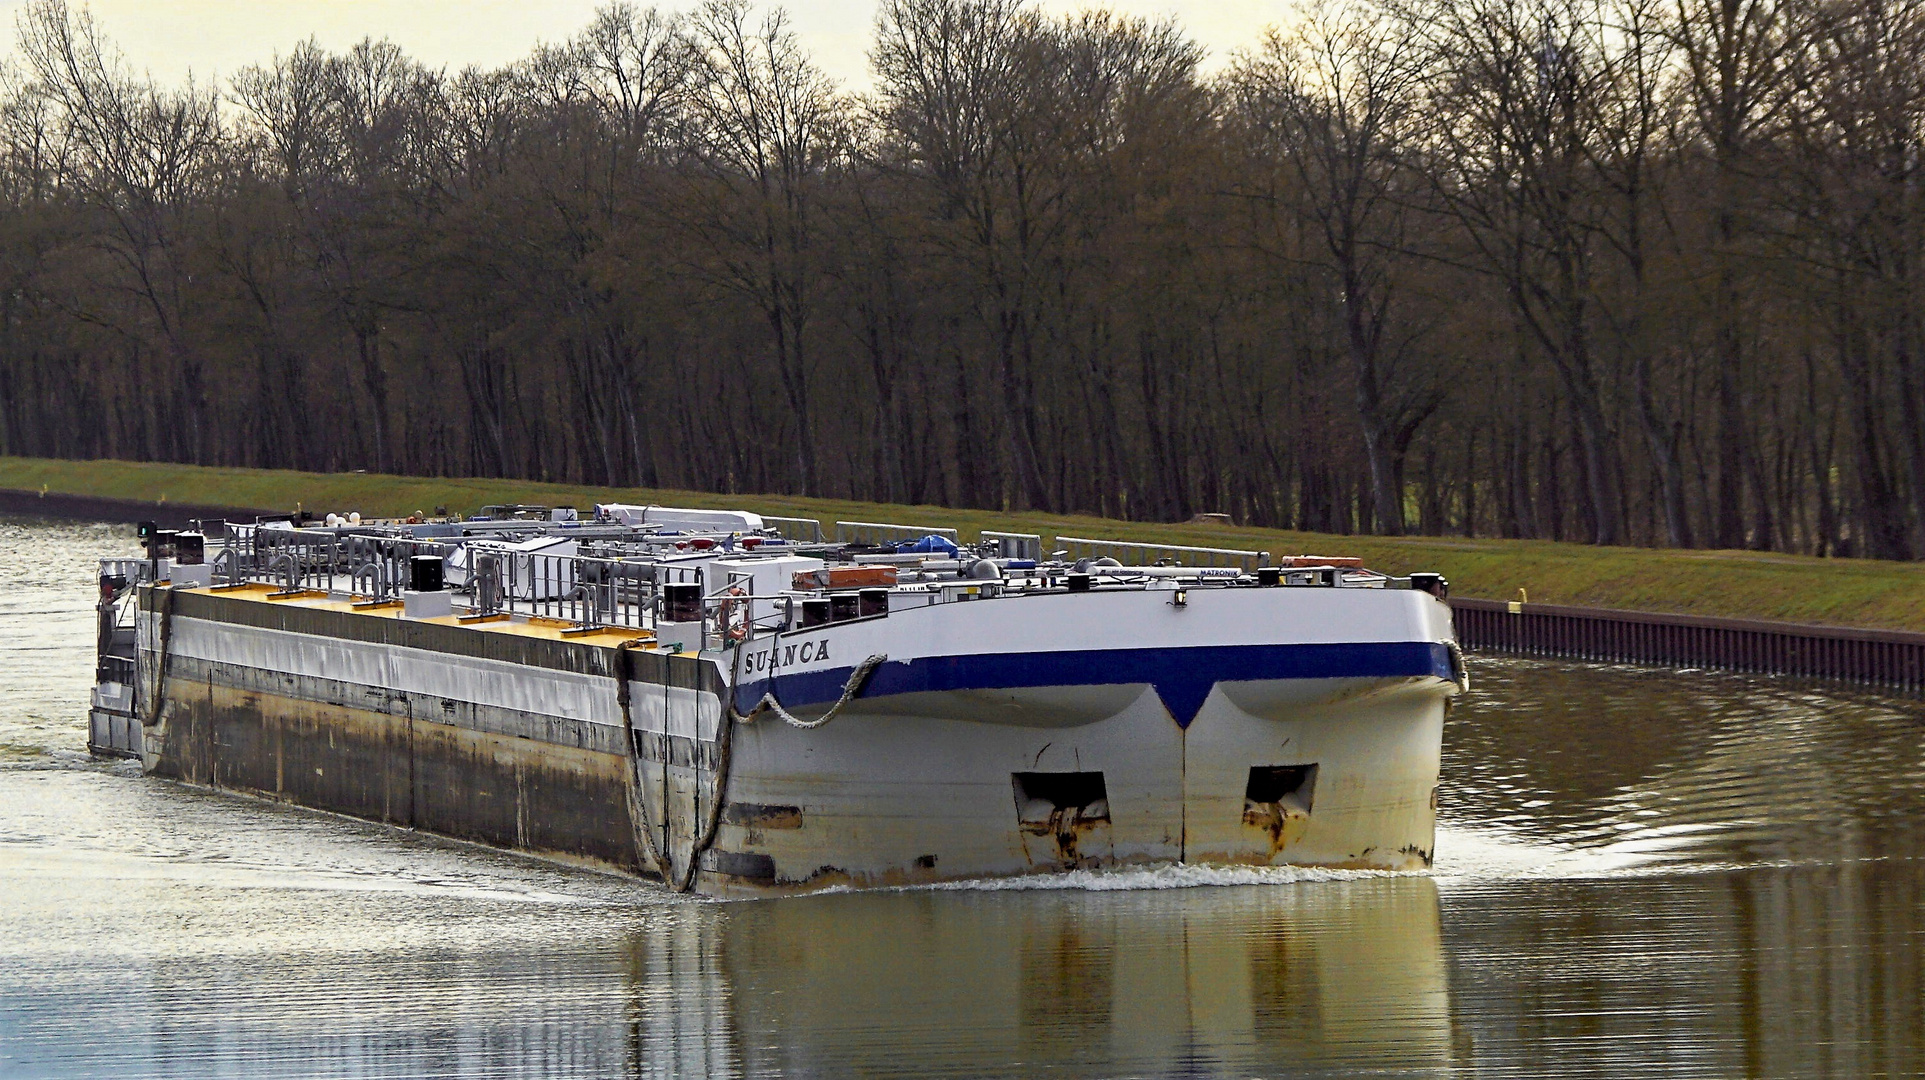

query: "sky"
xmin=0 ymin=0 xmax=1294 ymax=91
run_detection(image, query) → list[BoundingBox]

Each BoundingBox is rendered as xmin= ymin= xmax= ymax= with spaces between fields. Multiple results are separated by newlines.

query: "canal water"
xmin=2 ymin=517 xmax=1921 ymax=1078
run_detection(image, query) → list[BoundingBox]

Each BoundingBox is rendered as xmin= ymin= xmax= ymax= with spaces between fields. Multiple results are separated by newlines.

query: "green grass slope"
xmin=7 ymin=455 xmax=1924 ymax=631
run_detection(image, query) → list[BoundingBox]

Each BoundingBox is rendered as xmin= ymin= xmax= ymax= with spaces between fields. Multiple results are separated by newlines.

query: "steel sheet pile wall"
xmin=1450 ymin=598 xmax=1925 ymax=693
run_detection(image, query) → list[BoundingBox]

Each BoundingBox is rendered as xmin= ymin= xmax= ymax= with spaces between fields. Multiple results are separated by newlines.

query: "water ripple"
xmin=5 ymin=517 xmax=1925 ymax=1078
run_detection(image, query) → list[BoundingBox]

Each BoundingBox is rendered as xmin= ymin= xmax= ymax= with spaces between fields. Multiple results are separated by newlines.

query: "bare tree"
xmin=6 ymin=0 xmax=1925 ymax=559
xmin=1674 ymin=0 xmax=1795 ymax=548
xmin=1407 ymin=0 xmax=1631 ymax=544
xmin=1231 ymin=3 xmax=1442 ymax=534
xmin=17 ymin=0 xmax=223 ymax=460
xmin=680 ymin=0 xmax=844 ymax=494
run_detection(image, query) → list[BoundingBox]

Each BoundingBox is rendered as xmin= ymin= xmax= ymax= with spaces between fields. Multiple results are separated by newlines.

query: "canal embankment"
xmin=0 ymin=486 xmax=270 ymax=529
xmin=11 ymin=454 xmax=1925 ymax=690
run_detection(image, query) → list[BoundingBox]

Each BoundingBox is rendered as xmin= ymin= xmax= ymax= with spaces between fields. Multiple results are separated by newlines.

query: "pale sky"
xmin=0 ymin=0 xmax=1294 ymax=91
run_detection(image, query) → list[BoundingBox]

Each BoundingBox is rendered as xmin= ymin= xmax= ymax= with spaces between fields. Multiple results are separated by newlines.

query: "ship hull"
xmin=135 ymin=583 xmax=1456 ymax=897
xmin=713 ymin=678 xmax=1445 ymax=896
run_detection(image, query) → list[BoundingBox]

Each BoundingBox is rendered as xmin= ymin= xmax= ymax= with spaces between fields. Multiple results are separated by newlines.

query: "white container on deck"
xmin=403 ymin=590 xmax=453 ymax=619
xmin=702 ymin=556 xmax=824 ymax=600
xmin=597 ymin=504 xmax=766 ymax=533
xmin=169 ymin=564 xmax=212 ymax=588
xmin=463 ymin=536 xmax=577 ymax=600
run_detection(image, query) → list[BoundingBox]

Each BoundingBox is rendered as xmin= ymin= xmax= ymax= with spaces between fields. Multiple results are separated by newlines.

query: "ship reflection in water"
xmin=0 ymin=766 xmax=1455 ymax=1079
xmin=4 ymin=519 xmax=1925 ymax=1078
xmin=655 ymin=880 xmax=1453 ymax=1079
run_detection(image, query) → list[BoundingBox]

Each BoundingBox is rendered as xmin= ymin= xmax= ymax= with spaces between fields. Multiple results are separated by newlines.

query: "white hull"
xmin=708 ymin=677 xmax=1445 ymax=895
xmin=694 ymin=587 xmax=1456 ymax=894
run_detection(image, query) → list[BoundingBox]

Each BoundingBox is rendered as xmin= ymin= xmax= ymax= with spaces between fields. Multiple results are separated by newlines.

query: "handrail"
xmin=223 ymin=523 xmax=661 ymax=631
xmin=760 ymin=515 xmax=825 ymax=543
xmin=1052 ymin=536 xmax=1268 ymax=570
xmin=96 ymin=557 xmax=154 ymax=584
xmin=836 ymin=520 xmax=959 ymax=545
xmin=981 ymin=531 xmax=1042 ymax=560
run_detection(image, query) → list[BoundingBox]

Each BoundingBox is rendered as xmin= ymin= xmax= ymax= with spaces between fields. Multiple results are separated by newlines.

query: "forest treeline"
xmin=0 ymin=0 xmax=1921 ymax=555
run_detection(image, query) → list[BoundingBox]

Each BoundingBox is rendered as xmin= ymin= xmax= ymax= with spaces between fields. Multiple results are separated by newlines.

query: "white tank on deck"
xmin=597 ymin=504 xmax=766 ymax=533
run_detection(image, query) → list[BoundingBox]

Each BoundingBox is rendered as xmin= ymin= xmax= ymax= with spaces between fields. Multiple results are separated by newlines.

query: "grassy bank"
xmin=7 ymin=455 xmax=1925 ymax=632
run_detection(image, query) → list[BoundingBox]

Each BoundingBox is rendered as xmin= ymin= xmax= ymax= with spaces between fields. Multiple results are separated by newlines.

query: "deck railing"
xmin=981 ymin=531 xmax=1043 ymax=560
xmin=1051 ymin=536 xmax=1269 ymax=571
xmin=836 ymin=520 xmax=960 ymax=546
xmin=760 ymin=516 xmax=825 ymax=543
xmin=222 ymin=525 xmax=659 ymax=631
xmin=97 ymin=557 xmax=156 ymax=587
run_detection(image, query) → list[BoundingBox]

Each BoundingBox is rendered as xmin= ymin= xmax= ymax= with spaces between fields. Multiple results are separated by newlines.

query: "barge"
xmin=89 ymin=506 xmax=1465 ymax=897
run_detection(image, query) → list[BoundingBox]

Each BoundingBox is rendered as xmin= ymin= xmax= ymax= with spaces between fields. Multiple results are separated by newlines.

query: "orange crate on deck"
xmin=794 ymin=565 xmax=898 ymax=590
xmin=1277 ymin=555 xmax=1363 ymax=568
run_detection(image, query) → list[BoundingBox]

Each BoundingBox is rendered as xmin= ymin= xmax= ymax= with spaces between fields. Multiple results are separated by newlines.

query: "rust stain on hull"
xmin=1240 ymin=803 xmax=1312 ymax=855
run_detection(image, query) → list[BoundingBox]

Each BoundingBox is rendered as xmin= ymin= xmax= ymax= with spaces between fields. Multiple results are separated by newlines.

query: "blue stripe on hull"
xmin=736 ymin=641 xmax=1454 ymax=727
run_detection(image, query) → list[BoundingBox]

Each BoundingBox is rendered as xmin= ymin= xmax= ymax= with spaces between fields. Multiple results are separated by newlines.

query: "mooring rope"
xmin=617 ymin=634 xmax=887 ymax=893
xmin=675 ymin=672 xmax=736 ymax=894
xmin=729 ymin=646 xmax=888 ymax=730
xmin=613 ymin=640 xmax=671 ymax=883
xmin=145 ymin=583 xmax=175 ymax=728
xmin=1447 ymin=642 xmax=1471 ymax=693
